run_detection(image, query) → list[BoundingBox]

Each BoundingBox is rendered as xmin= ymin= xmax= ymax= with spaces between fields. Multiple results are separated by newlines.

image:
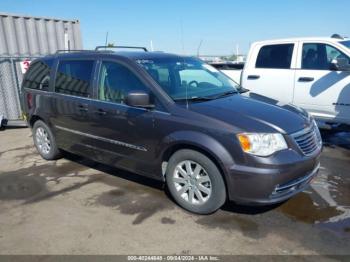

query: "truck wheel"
xmin=166 ymin=149 xmax=226 ymax=214
xmin=32 ymin=120 xmax=62 ymax=160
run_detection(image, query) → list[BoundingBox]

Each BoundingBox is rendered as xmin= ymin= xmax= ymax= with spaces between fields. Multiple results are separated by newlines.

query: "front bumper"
xmin=226 ymin=149 xmax=321 ymax=205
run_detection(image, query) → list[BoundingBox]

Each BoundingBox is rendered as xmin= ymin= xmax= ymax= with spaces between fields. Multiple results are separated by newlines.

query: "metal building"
xmin=0 ymin=12 xmax=83 ymax=126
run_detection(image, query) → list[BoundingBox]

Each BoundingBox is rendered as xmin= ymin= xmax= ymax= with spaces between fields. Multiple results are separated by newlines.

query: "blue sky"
xmin=1 ymin=0 xmax=349 ymax=55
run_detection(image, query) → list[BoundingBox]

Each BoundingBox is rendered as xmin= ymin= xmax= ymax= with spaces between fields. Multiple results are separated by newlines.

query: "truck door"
xmin=242 ymin=43 xmax=296 ymax=104
xmin=293 ymin=42 xmax=350 ymax=124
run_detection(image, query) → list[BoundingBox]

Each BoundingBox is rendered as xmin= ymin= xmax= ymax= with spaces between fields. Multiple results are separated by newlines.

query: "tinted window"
xmin=23 ymin=59 xmax=53 ymax=91
xmin=256 ymin=44 xmax=294 ymax=69
xmin=302 ymin=43 xmax=350 ymax=70
xmin=340 ymin=40 xmax=350 ymax=49
xmin=55 ymin=60 xmax=94 ymax=97
xmin=98 ymin=61 xmax=148 ymax=104
xmin=210 ymin=63 xmax=244 ymax=70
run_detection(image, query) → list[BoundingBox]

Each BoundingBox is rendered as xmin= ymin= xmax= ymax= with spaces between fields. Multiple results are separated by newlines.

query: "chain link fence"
xmin=0 ymin=55 xmax=42 ymax=126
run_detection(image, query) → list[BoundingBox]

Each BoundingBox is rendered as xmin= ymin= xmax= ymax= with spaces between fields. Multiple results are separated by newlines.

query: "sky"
xmin=0 ymin=0 xmax=349 ymax=55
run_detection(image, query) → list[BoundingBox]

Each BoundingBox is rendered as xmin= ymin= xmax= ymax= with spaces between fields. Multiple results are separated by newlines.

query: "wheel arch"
xmin=29 ymin=115 xmax=44 ymax=128
xmin=161 ymin=131 xmax=234 ymax=192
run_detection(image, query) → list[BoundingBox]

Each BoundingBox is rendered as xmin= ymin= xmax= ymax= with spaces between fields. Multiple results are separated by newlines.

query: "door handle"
xmin=247 ymin=75 xmax=260 ymax=80
xmin=77 ymin=104 xmax=88 ymax=112
xmin=298 ymin=77 xmax=314 ymax=82
xmin=94 ymin=109 xmax=107 ymax=115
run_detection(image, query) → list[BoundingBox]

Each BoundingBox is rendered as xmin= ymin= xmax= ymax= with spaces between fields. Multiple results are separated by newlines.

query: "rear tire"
xmin=166 ymin=149 xmax=226 ymax=214
xmin=32 ymin=120 xmax=62 ymax=160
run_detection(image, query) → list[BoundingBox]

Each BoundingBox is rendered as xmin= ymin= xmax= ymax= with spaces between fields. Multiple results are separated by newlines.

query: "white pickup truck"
xmin=214 ymin=36 xmax=350 ymax=127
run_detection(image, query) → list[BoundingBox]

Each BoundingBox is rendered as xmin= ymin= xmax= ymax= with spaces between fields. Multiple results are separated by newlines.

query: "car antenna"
xmin=185 ymin=79 xmax=189 ymax=109
xmin=183 ymin=58 xmax=189 ymax=110
xmin=178 ymin=21 xmax=189 ymax=109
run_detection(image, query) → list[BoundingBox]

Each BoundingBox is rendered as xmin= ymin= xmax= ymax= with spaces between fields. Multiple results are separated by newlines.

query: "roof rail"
xmin=95 ymin=46 xmax=148 ymax=52
xmin=55 ymin=49 xmax=94 ymax=54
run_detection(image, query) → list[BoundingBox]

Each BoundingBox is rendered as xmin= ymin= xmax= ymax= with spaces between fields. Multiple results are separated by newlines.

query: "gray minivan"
xmin=22 ymin=47 xmax=322 ymax=214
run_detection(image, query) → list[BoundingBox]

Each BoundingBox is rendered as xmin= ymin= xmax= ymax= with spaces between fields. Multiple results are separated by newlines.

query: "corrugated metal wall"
xmin=0 ymin=12 xmax=82 ymax=55
xmin=0 ymin=12 xmax=83 ymax=123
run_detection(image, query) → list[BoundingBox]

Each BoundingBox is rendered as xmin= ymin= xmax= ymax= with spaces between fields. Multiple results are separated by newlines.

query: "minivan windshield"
xmin=136 ymin=57 xmax=239 ymax=101
xmin=340 ymin=40 xmax=350 ymax=49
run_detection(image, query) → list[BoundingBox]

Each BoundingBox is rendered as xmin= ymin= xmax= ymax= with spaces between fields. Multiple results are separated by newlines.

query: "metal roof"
xmin=0 ymin=12 xmax=79 ymax=23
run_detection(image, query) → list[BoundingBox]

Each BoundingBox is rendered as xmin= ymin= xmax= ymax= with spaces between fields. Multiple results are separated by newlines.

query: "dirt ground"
xmin=0 ymin=128 xmax=349 ymax=255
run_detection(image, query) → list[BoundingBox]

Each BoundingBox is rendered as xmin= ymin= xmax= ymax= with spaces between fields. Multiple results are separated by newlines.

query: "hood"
xmin=187 ymin=93 xmax=311 ymax=134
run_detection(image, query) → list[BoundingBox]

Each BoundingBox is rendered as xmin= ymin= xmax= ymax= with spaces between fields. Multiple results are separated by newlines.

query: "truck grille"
xmin=292 ymin=122 xmax=322 ymax=156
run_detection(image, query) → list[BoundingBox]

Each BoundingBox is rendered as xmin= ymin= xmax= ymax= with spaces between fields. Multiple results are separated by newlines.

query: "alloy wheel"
xmin=35 ymin=127 xmax=51 ymax=155
xmin=173 ymin=160 xmax=212 ymax=205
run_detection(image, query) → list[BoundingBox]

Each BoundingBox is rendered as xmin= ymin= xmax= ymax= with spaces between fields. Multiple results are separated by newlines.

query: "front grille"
xmin=292 ymin=123 xmax=322 ymax=156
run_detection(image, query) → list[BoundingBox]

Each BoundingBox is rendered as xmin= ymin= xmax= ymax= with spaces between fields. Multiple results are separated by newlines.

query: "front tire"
xmin=32 ymin=120 xmax=62 ymax=160
xmin=166 ymin=149 xmax=226 ymax=214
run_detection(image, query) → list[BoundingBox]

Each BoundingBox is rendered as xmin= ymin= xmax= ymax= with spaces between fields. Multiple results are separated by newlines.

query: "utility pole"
xmin=104 ymin=32 xmax=109 ymax=49
xmin=197 ymin=39 xmax=203 ymax=57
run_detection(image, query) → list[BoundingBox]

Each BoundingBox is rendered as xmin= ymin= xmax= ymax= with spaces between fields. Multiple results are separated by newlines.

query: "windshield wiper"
xmin=238 ymin=87 xmax=249 ymax=94
xmin=173 ymin=96 xmax=214 ymax=102
xmin=173 ymin=90 xmax=239 ymax=102
xmin=204 ymin=90 xmax=238 ymax=99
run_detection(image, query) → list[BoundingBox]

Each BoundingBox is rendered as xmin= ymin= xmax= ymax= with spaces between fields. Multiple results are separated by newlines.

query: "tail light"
xmin=27 ymin=93 xmax=33 ymax=109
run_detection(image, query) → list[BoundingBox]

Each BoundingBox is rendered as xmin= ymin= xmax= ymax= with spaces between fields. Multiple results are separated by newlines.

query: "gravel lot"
xmin=0 ymin=128 xmax=349 ymax=255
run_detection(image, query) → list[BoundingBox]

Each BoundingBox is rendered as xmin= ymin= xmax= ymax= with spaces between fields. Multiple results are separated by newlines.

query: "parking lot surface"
xmin=0 ymin=128 xmax=349 ymax=255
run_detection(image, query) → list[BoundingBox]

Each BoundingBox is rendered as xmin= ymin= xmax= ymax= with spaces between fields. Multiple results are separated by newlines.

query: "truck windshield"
xmin=340 ymin=40 xmax=350 ymax=49
xmin=136 ymin=57 xmax=239 ymax=101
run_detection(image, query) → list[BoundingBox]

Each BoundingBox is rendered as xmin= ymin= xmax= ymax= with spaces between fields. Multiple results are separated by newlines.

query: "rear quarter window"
xmin=55 ymin=60 xmax=94 ymax=98
xmin=22 ymin=59 xmax=54 ymax=91
xmin=256 ymin=44 xmax=294 ymax=69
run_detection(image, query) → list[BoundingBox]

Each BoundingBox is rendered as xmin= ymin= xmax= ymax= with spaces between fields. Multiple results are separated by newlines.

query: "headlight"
xmin=312 ymin=118 xmax=323 ymax=144
xmin=237 ymin=133 xmax=288 ymax=156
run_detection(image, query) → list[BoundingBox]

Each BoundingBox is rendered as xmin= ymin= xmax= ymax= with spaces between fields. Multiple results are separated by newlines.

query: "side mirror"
xmin=126 ymin=91 xmax=154 ymax=109
xmin=330 ymin=58 xmax=350 ymax=71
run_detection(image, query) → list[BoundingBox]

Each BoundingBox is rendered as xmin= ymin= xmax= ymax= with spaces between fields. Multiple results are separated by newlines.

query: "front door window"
xmin=98 ymin=61 xmax=149 ymax=104
xmin=302 ymin=43 xmax=350 ymax=70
